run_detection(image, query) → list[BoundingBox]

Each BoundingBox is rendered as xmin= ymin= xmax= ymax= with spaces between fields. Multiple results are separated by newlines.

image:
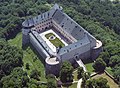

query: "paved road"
xmin=76 ymin=59 xmax=87 ymax=72
xmin=76 ymin=59 xmax=87 ymax=88
xmin=77 ymin=78 xmax=82 ymax=88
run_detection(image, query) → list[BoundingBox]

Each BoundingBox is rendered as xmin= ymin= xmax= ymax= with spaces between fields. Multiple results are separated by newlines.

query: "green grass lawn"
xmin=69 ymin=83 xmax=77 ymax=88
xmin=85 ymin=63 xmax=94 ymax=74
xmin=8 ymin=32 xmax=47 ymax=81
xmin=45 ymin=33 xmax=65 ymax=47
xmin=62 ymin=83 xmax=77 ymax=88
xmin=73 ymin=70 xmax=78 ymax=81
xmin=92 ymin=73 xmax=119 ymax=88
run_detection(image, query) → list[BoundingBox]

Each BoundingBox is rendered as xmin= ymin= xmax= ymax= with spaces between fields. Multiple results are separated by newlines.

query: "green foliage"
xmin=30 ymin=69 xmax=41 ymax=81
xmin=93 ymin=58 xmax=106 ymax=72
xmin=81 ymin=72 xmax=91 ymax=87
xmin=77 ymin=67 xmax=84 ymax=79
xmin=47 ymin=74 xmax=57 ymax=88
xmin=109 ymin=55 xmax=120 ymax=67
xmin=60 ymin=61 xmax=74 ymax=83
xmin=0 ymin=41 xmax=23 ymax=79
xmin=86 ymin=77 xmax=110 ymax=88
xmin=99 ymin=51 xmax=110 ymax=66
xmin=113 ymin=68 xmax=120 ymax=84
xmin=0 ymin=0 xmax=120 ymax=86
xmin=0 ymin=67 xmax=29 ymax=88
xmin=0 ymin=0 xmax=49 ymax=39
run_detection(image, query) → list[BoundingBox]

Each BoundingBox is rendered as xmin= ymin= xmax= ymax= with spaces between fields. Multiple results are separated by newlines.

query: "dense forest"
xmin=0 ymin=0 xmax=120 ymax=87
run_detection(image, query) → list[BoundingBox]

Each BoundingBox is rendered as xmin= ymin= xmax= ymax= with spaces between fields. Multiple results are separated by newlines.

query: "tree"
xmin=30 ymin=69 xmax=41 ymax=81
xmin=99 ymin=51 xmax=110 ymax=66
xmin=93 ymin=58 xmax=106 ymax=72
xmin=1 ymin=67 xmax=29 ymax=88
xmin=113 ymin=68 xmax=120 ymax=84
xmin=0 ymin=41 xmax=23 ymax=78
xmin=86 ymin=77 xmax=110 ymax=88
xmin=82 ymin=72 xmax=91 ymax=87
xmin=60 ymin=61 xmax=74 ymax=83
xmin=47 ymin=74 xmax=57 ymax=88
xmin=77 ymin=67 xmax=84 ymax=79
xmin=109 ymin=55 xmax=120 ymax=67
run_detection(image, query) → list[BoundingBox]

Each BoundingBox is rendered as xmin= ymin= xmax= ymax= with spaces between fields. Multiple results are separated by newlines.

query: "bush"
xmin=93 ymin=58 xmax=106 ymax=72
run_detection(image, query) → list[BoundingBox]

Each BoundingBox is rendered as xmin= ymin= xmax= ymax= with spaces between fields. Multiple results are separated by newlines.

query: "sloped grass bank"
xmin=8 ymin=32 xmax=47 ymax=81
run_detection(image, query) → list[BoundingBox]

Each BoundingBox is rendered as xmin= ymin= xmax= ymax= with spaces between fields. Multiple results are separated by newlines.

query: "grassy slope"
xmin=73 ymin=70 xmax=78 ymax=81
xmin=8 ymin=32 xmax=46 ymax=81
xmin=85 ymin=63 xmax=94 ymax=74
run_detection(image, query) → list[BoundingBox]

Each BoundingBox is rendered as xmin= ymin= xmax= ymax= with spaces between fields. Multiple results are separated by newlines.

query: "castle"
xmin=22 ymin=4 xmax=102 ymax=76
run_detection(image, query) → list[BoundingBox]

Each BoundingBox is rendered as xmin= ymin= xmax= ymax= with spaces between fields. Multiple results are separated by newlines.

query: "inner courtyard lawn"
xmin=45 ymin=33 xmax=65 ymax=47
xmin=8 ymin=32 xmax=47 ymax=81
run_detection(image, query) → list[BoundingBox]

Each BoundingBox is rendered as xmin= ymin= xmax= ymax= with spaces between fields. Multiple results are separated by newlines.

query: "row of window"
xmin=35 ymin=21 xmax=52 ymax=30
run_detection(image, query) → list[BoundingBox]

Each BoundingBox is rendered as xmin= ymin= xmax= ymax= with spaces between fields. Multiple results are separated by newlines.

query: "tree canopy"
xmin=60 ymin=61 xmax=74 ymax=83
xmin=47 ymin=74 xmax=57 ymax=88
xmin=0 ymin=41 xmax=23 ymax=79
xmin=86 ymin=77 xmax=110 ymax=88
xmin=93 ymin=58 xmax=106 ymax=72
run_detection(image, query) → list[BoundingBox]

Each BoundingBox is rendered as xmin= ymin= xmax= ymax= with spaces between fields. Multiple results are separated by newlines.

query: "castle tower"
xmin=45 ymin=57 xmax=61 ymax=77
xmin=22 ymin=18 xmax=34 ymax=46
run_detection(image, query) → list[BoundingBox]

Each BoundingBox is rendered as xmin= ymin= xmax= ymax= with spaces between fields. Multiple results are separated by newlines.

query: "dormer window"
xmin=48 ymin=13 xmax=49 ymax=17
xmin=75 ymin=26 xmax=78 ymax=28
xmin=67 ymin=50 xmax=69 ymax=52
xmin=36 ymin=16 xmax=38 ymax=19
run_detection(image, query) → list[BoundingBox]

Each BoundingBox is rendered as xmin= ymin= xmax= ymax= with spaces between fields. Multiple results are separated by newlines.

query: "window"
xmin=67 ymin=50 xmax=69 ymax=52
xmin=75 ymin=26 xmax=78 ymax=28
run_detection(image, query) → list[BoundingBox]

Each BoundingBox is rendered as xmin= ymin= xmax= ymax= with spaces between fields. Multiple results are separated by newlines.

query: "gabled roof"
xmin=23 ymin=4 xmax=97 ymax=56
xmin=22 ymin=4 xmax=62 ymax=28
